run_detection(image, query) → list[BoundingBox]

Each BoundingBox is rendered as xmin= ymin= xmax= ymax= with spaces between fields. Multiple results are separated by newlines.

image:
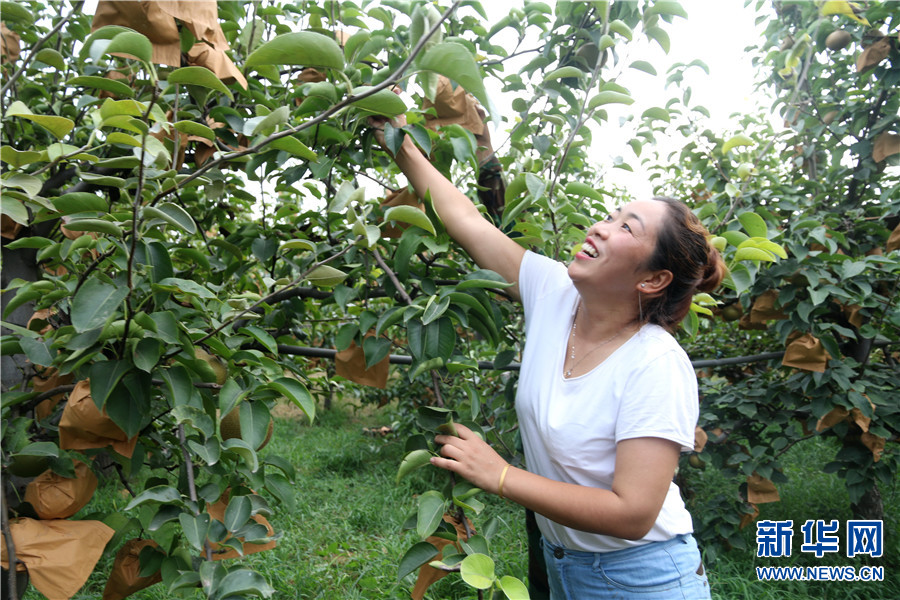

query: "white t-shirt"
xmin=516 ymin=251 xmax=698 ymax=553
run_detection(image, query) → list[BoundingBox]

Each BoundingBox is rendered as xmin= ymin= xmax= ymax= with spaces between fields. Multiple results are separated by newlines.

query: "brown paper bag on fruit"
xmin=59 ymin=380 xmax=138 ymax=457
xmin=24 ymin=461 xmax=97 ymax=520
xmin=781 ymin=332 xmax=830 ymax=373
xmin=335 ymin=336 xmax=390 ymax=389
xmin=1 ymin=518 xmax=114 ymax=600
xmin=102 ymin=539 xmax=163 ymax=600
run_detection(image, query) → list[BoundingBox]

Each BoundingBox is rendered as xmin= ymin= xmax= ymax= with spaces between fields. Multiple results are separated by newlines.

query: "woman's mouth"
xmin=579 ymin=240 xmax=599 ymax=258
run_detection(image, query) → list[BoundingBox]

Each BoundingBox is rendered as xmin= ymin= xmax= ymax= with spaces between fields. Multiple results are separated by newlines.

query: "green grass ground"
xmin=19 ymin=397 xmax=897 ymax=599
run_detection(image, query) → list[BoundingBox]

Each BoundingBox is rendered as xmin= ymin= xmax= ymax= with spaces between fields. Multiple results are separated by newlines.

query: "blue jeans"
xmin=541 ymin=534 xmax=711 ymax=599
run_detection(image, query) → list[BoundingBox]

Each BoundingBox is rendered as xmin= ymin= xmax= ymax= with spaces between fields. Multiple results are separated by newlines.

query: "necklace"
xmin=565 ymin=302 xmax=628 ymax=378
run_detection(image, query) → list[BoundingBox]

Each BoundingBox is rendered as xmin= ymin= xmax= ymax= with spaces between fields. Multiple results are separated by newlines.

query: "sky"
xmin=480 ymin=0 xmax=773 ymax=199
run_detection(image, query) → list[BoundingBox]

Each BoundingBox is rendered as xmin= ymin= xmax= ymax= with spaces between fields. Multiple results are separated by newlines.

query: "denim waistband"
xmin=543 ymin=533 xmax=694 ymax=565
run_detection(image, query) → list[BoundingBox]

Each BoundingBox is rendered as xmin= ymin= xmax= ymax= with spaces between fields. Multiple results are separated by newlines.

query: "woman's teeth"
xmin=581 ymin=242 xmax=598 ymax=258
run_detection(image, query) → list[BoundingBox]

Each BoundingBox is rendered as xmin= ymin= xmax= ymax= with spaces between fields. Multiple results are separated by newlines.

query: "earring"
xmin=641 ymin=283 xmax=646 ymax=288
xmin=638 ymin=289 xmax=644 ymax=322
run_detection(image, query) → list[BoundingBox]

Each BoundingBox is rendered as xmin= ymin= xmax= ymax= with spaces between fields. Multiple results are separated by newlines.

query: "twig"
xmin=190 ymin=241 xmax=358 ymax=348
xmin=0 ymin=1 xmax=85 ymax=103
xmin=176 ymin=424 xmax=213 ymax=561
xmin=114 ymin=462 xmax=136 ymax=497
xmin=372 ymin=247 xmax=413 ymax=304
xmin=1 ymin=491 xmax=20 ymax=600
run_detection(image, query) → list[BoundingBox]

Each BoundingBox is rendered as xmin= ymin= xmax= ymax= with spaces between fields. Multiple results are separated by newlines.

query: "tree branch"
xmin=151 ymin=1 xmax=464 ymax=206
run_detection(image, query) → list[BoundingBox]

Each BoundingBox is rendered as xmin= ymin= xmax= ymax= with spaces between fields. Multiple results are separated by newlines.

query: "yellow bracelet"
xmin=497 ymin=464 xmax=511 ymax=499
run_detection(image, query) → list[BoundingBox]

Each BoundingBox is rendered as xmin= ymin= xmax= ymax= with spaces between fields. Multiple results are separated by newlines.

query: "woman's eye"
xmin=622 ymin=223 xmax=631 ymax=232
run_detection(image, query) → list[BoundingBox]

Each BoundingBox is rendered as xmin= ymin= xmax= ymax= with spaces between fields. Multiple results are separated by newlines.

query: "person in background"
xmin=372 ymin=109 xmax=724 ymax=599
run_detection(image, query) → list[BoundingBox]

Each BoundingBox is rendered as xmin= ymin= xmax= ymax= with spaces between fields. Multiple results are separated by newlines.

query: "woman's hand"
xmin=367 ymin=112 xmax=408 ymax=152
xmin=431 ymin=424 xmax=508 ymax=494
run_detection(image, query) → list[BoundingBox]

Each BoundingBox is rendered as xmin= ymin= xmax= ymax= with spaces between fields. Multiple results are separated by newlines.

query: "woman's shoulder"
xmin=631 ymin=324 xmax=691 ymax=364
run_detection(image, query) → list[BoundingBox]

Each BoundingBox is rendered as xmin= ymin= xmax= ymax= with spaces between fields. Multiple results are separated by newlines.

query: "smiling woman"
xmin=372 ymin=100 xmax=726 ymax=596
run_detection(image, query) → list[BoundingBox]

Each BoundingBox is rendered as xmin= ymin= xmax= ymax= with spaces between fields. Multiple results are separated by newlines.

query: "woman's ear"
xmin=638 ymin=270 xmax=673 ymax=295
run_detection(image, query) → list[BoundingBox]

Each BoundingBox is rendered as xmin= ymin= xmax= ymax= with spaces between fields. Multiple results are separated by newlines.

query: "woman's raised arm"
xmin=377 ymin=120 xmax=526 ymax=300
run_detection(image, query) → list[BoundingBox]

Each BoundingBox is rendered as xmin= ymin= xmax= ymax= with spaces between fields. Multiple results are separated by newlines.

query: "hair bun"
xmin=698 ymin=243 xmax=727 ymax=293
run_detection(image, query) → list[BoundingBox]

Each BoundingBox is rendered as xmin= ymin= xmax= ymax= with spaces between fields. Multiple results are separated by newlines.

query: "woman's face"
xmin=567 ymin=199 xmax=668 ymax=295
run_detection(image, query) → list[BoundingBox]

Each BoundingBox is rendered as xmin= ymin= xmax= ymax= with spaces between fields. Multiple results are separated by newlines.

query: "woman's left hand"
xmin=431 ymin=424 xmax=508 ymax=494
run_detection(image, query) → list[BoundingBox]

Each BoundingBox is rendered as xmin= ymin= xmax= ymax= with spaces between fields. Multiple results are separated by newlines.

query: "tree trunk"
xmin=851 ymin=482 xmax=884 ymax=522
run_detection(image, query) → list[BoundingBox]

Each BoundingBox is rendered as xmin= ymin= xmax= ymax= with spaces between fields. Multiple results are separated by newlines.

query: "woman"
xmin=374 ymin=114 xmax=724 ymax=598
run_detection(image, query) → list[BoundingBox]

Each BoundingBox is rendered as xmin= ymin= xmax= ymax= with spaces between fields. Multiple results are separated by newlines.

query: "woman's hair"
xmin=640 ymin=196 xmax=727 ymax=331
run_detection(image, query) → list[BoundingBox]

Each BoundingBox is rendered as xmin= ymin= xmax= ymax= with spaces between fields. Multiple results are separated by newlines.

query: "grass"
xmin=18 ymin=397 xmax=896 ymax=599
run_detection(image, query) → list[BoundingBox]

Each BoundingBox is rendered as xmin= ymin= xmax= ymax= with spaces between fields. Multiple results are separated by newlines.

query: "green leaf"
xmin=564 ymin=181 xmax=603 ymax=201
xmin=384 ymin=205 xmax=435 ymax=235
xmin=4 ymin=174 xmax=42 ymax=199
xmin=89 ymin=360 xmax=131 ymax=409
xmin=362 ymin=335 xmax=391 ymax=369
xmin=71 ymin=279 xmax=129 ymax=332
xmin=106 ymin=131 xmax=143 ymax=148
xmin=167 ymin=66 xmax=233 ymax=100
xmin=734 ymin=247 xmax=776 ymax=262
xmin=460 ymin=554 xmax=495 ymax=590
xmin=245 ymin=31 xmax=344 ymax=69
xmin=18 ymin=338 xmax=53 ymax=367
xmin=221 ymin=438 xmax=259 ymax=473
xmin=179 ymin=512 xmax=210 ymax=551
xmin=587 ymin=90 xmax=634 ymax=110
xmin=722 ymin=133 xmax=755 ymax=154
xmin=421 ymin=295 xmax=450 ymax=326
xmin=63 ymin=218 xmax=123 ymax=237
xmin=306 ymin=265 xmax=347 ymax=287
xmin=266 ymin=377 xmax=314 ymax=423
xmin=642 ymin=107 xmax=670 ymax=123
xmin=173 ymin=120 xmax=217 ymax=142
xmin=52 ymin=192 xmax=108 ymax=215
xmin=629 ymin=60 xmax=657 ymax=75
xmin=745 ymin=237 xmax=788 ymax=259
xmin=156 ymin=277 xmax=214 ymax=299
xmin=416 ymin=490 xmax=445 ymax=539
xmin=646 ymin=26 xmax=671 ymax=53
xmin=407 ymin=317 xmax=455 ymax=360
xmin=1 ymin=146 xmax=43 ymax=168
xmin=646 ymin=0 xmax=689 ymax=19
xmin=738 ymin=212 xmax=767 ymax=238
xmin=12 ymin=441 xmax=59 ymax=458
xmin=543 ymin=66 xmax=585 ymax=82
xmin=133 ymin=338 xmax=163 ymax=372
xmin=66 ymin=75 xmax=134 ymax=98
xmin=398 ymin=541 xmax=439 ymax=581
xmin=155 ymin=202 xmax=196 ymax=234
xmin=212 ymin=568 xmax=275 ymax=600
xmin=350 ymin=86 xmax=407 ymax=117
xmin=239 ymin=326 xmax=278 ymax=355
xmin=5 ymin=106 xmax=75 ymax=140
xmin=223 ymin=495 xmax=252 ymax=533
xmin=418 ymin=42 xmax=489 ymax=109
xmin=125 ymin=485 xmax=182 ymax=511
xmin=499 ymin=575 xmax=530 ymax=600
xmin=265 ymin=135 xmax=318 ymax=160
xmin=1 ymin=196 xmax=28 ymax=225
xmin=0 ymin=1 xmax=34 ymax=24
xmin=721 ymin=230 xmax=749 ymax=247
xmin=397 ymin=449 xmax=433 ymax=483
xmin=105 ymin=30 xmax=153 ymax=63
xmin=280 ymin=238 xmax=316 ymax=253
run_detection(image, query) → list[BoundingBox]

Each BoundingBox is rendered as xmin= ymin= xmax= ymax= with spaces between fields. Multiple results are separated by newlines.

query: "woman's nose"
xmin=590 ymin=221 xmax=610 ymax=239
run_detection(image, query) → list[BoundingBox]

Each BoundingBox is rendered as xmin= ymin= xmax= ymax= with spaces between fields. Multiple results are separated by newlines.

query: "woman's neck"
xmin=575 ymin=296 xmax=640 ymax=342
